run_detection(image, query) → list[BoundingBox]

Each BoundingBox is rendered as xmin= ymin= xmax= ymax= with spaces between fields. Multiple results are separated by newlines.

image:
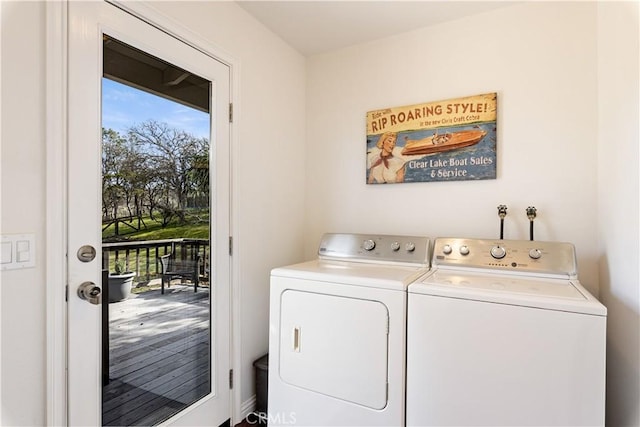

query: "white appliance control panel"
xmin=318 ymin=233 xmax=430 ymax=266
xmin=432 ymin=238 xmax=577 ymax=277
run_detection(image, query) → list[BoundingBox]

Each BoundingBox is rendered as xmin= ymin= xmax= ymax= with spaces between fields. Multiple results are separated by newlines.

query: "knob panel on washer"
xmin=490 ymin=245 xmax=506 ymax=259
xmin=363 ymin=239 xmax=376 ymax=251
xmin=529 ymin=248 xmax=542 ymax=259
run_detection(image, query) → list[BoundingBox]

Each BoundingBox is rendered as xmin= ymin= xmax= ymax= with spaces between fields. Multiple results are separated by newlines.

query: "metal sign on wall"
xmin=366 ymin=92 xmax=497 ymax=184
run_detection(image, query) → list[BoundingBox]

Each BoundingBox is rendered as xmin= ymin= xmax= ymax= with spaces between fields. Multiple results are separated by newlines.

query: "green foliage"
xmin=113 ymin=259 xmax=126 ymax=275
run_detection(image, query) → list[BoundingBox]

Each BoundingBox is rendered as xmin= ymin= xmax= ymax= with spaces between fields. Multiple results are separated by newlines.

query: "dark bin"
xmin=253 ymin=354 xmax=269 ymax=416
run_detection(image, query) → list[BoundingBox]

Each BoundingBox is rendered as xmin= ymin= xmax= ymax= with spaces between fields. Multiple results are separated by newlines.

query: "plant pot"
xmin=108 ymin=272 xmax=136 ymax=302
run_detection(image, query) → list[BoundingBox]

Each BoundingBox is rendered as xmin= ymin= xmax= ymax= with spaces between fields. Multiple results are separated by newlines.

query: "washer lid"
xmin=271 ymin=259 xmax=429 ymax=291
xmin=410 ymin=270 xmax=606 ymax=316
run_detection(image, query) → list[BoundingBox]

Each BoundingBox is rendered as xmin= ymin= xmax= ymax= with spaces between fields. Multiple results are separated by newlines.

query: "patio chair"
xmin=158 ymin=252 xmax=201 ymax=294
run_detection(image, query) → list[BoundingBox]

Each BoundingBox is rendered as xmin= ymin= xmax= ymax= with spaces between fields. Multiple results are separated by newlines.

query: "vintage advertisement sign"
xmin=366 ymin=92 xmax=497 ymax=184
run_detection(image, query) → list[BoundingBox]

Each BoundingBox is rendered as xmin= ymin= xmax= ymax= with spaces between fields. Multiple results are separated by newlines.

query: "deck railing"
xmin=102 ymin=238 xmax=210 ymax=284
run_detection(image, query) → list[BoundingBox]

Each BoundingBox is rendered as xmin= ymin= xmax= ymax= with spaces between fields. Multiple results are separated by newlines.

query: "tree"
xmin=188 ymin=152 xmax=210 ymax=208
xmin=102 ymin=121 xmax=210 ymax=234
xmin=102 ymin=128 xmax=129 ymax=220
xmin=128 ymin=120 xmax=209 ymax=223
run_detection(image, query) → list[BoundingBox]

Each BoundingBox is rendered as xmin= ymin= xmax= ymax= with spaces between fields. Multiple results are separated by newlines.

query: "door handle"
xmin=293 ymin=326 xmax=301 ymax=352
xmin=77 ymin=281 xmax=102 ymax=305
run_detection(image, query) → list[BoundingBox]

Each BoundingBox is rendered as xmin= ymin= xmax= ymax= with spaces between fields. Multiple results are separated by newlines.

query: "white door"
xmin=68 ymin=2 xmax=231 ymax=425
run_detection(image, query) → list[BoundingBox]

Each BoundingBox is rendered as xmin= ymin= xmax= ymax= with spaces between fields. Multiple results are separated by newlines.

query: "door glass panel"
xmin=101 ymin=35 xmax=212 ymax=426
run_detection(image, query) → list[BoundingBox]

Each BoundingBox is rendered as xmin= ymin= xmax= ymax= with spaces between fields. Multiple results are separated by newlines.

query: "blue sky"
xmin=102 ymin=78 xmax=210 ymax=139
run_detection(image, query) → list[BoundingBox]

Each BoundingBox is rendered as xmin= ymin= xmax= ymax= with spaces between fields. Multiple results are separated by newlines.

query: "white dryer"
xmin=406 ymin=238 xmax=607 ymax=426
xmin=268 ymin=233 xmax=430 ymax=426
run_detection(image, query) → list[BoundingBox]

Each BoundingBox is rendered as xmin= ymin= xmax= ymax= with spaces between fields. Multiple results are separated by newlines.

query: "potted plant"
xmin=108 ymin=259 xmax=136 ymax=302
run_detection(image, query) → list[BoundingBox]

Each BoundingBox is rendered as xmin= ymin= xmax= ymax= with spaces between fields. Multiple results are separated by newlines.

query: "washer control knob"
xmin=490 ymin=245 xmax=506 ymax=259
xmin=390 ymin=241 xmax=400 ymax=251
xmin=363 ymin=239 xmax=376 ymax=251
xmin=459 ymin=245 xmax=470 ymax=256
xmin=529 ymin=248 xmax=542 ymax=259
xmin=405 ymin=242 xmax=416 ymax=252
xmin=442 ymin=244 xmax=452 ymax=255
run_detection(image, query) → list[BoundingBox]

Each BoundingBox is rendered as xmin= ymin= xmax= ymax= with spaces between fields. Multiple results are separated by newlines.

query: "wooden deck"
xmin=103 ymin=284 xmax=211 ymax=426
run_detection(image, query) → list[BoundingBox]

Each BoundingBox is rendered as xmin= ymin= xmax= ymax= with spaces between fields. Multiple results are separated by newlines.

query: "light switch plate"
xmin=0 ymin=234 xmax=36 ymax=270
xmin=1 ymin=241 xmax=12 ymax=264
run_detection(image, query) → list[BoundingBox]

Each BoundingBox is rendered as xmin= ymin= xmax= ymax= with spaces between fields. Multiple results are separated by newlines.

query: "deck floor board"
xmin=103 ymin=284 xmax=210 ymax=426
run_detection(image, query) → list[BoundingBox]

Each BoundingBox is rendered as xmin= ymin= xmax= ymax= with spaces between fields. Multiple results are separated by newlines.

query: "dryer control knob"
xmin=390 ymin=241 xmax=400 ymax=251
xmin=405 ymin=242 xmax=416 ymax=252
xmin=459 ymin=245 xmax=470 ymax=256
xmin=442 ymin=244 xmax=452 ymax=255
xmin=363 ymin=239 xmax=376 ymax=251
xmin=490 ymin=245 xmax=506 ymax=259
xmin=529 ymin=248 xmax=542 ymax=259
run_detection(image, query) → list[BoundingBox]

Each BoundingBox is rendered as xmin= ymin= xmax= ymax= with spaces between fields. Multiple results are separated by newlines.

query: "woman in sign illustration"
xmin=367 ymin=132 xmax=408 ymax=184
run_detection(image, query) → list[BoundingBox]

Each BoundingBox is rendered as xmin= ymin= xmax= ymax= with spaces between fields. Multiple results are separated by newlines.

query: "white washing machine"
xmin=406 ymin=238 xmax=607 ymax=426
xmin=268 ymin=233 xmax=431 ymax=426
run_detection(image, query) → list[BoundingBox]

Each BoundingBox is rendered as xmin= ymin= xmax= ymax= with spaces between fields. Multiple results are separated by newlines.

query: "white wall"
xmin=0 ymin=2 xmax=47 ymax=425
xmin=306 ymin=2 xmax=600 ymax=294
xmin=597 ymin=2 xmax=640 ymax=425
xmin=306 ymin=2 xmax=639 ymax=425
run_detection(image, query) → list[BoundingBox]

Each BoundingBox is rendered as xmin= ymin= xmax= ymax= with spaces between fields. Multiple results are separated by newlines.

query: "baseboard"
xmin=240 ymin=395 xmax=257 ymax=420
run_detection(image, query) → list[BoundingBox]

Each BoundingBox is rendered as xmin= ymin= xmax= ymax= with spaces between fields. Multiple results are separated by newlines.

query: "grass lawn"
xmin=102 ymin=209 xmax=209 ymax=241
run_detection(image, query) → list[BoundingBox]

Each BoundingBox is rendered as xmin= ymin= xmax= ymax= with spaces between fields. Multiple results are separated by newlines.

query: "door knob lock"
xmin=77 ymin=245 xmax=96 ymax=262
xmin=77 ymin=282 xmax=101 ymax=305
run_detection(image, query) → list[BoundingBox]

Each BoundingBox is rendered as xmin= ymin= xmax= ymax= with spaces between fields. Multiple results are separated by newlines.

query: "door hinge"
xmin=229 ymin=369 xmax=234 ymax=389
xmin=229 ymin=103 xmax=233 ymax=123
xmin=229 ymin=236 xmax=233 ymax=256
xmin=65 ymin=284 xmax=68 ymax=302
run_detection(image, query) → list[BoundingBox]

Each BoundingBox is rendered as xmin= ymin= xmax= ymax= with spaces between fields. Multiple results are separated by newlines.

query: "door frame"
xmin=45 ymin=1 xmax=242 ymax=424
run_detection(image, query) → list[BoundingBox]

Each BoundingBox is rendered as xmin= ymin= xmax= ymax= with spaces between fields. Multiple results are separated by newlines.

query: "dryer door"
xmin=279 ymin=290 xmax=389 ymax=409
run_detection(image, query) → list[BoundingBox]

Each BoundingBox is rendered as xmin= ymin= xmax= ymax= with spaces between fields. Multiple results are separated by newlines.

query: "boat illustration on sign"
xmin=401 ymin=129 xmax=487 ymax=156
